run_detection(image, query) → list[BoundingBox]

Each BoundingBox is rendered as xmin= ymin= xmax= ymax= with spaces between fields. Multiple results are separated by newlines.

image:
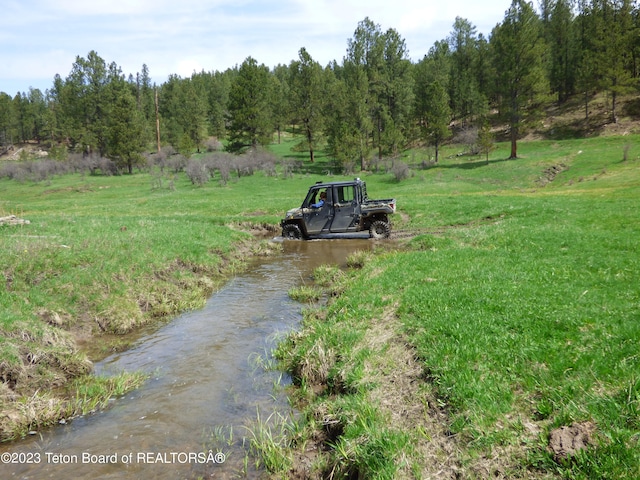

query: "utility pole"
xmin=155 ymin=87 xmax=161 ymax=153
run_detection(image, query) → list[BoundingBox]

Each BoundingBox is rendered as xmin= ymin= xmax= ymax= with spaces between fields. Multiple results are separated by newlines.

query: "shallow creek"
xmin=0 ymin=237 xmax=375 ymax=479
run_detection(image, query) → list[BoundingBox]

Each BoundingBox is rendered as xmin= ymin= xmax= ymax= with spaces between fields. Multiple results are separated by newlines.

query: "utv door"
xmin=303 ymin=188 xmax=334 ymax=234
xmin=330 ymin=185 xmax=358 ymax=232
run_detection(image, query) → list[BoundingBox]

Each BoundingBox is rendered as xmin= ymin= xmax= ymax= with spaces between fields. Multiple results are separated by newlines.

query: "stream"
xmin=0 ymin=237 xmax=374 ymax=479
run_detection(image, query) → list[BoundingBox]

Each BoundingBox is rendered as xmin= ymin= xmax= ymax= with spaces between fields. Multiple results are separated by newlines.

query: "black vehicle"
xmin=280 ymin=178 xmax=396 ymax=239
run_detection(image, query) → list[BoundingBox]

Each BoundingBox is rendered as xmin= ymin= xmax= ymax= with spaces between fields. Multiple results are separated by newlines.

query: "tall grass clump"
xmin=246 ymin=410 xmax=295 ymax=474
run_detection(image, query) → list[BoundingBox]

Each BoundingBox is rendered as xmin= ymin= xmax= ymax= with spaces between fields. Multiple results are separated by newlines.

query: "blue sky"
xmin=1 ymin=0 xmax=511 ymax=95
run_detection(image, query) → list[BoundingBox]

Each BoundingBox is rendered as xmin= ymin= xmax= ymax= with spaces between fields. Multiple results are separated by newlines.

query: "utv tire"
xmin=369 ymin=220 xmax=391 ymax=239
xmin=282 ymin=223 xmax=303 ymax=240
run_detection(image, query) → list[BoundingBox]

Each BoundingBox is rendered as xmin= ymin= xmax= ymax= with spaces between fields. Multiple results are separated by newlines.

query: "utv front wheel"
xmin=282 ymin=223 xmax=303 ymax=240
xmin=369 ymin=220 xmax=391 ymax=239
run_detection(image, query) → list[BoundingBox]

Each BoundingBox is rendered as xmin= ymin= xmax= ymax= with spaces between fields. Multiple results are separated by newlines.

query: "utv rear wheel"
xmin=369 ymin=220 xmax=391 ymax=239
xmin=282 ymin=223 xmax=303 ymax=240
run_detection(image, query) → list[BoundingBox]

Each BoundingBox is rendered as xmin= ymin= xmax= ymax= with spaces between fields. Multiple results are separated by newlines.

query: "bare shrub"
xmin=29 ymin=161 xmax=53 ymax=182
xmin=202 ymin=152 xmax=233 ymax=185
xmin=185 ymin=159 xmax=210 ymax=186
xmin=67 ymin=153 xmax=87 ymax=173
xmin=248 ymin=148 xmax=278 ymax=175
xmin=230 ymin=149 xmax=275 ymax=178
xmin=0 ymin=159 xmax=74 ymax=182
xmin=421 ymin=159 xmax=437 ymax=169
xmin=145 ymin=146 xmax=175 ymax=172
xmin=0 ymin=162 xmax=26 ymax=182
xmin=97 ymin=157 xmax=117 ymax=176
xmin=281 ymin=161 xmax=293 ymax=179
xmin=217 ymin=162 xmax=230 ymax=185
xmin=342 ymin=160 xmax=357 ymax=175
xmin=161 ymin=145 xmax=176 ymax=157
xmin=143 ymin=152 xmax=158 ymax=172
xmin=65 ymin=154 xmax=119 ymax=176
xmin=262 ymin=162 xmax=276 ymax=177
xmin=391 ymin=161 xmax=411 ymax=182
xmin=68 ymin=153 xmax=99 ymax=175
xmin=453 ymin=126 xmax=480 ymax=155
xmin=281 ymin=159 xmax=301 ymax=178
xmin=231 ymin=156 xmax=251 ymax=177
xmin=166 ymin=154 xmax=186 ymax=173
xmin=205 ymin=137 xmax=223 ymax=152
xmin=150 ymin=169 xmax=164 ymax=190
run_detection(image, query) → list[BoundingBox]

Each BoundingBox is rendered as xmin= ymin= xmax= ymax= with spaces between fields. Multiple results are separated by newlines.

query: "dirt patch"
xmin=0 ymin=143 xmax=48 ymax=162
xmin=232 ymin=220 xmax=279 ymax=237
xmin=0 ymin=215 xmax=31 ymax=226
xmin=548 ymin=421 xmax=597 ymax=462
xmin=538 ymin=163 xmax=568 ymax=186
xmin=364 ymin=311 xmax=462 ymax=479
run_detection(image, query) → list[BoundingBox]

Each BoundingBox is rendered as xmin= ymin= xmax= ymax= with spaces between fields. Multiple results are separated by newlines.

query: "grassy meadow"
xmin=0 ymin=132 xmax=639 ymax=479
xmin=272 ymin=135 xmax=640 ymax=478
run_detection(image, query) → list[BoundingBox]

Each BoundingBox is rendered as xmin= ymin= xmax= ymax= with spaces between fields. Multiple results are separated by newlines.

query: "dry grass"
xmin=361 ymin=309 xmax=463 ymax=479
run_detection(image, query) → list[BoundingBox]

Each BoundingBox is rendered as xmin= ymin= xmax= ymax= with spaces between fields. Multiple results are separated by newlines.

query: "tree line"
xmin=0 ymin=0 xmax=638 ymax=173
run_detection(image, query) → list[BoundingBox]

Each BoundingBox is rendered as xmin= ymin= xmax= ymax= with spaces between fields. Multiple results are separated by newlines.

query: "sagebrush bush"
xmin=185 ymin=159 xmax=209 ymax=185
xmin=391 ymin=161 xmax=411 ymax=181
xmin=205 ymin=137 xmax=223 ymax=152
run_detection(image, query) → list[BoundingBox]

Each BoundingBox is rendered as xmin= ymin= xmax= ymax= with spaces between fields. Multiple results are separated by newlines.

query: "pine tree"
xmin=105 ymin=78 xmax=146 ymax=173
xmin=490 ymin=0 xmax=549 ymax=159
xmin=448 ymin=17 xmax=488 ymax=124
xmin=289 ymin=48 xmax=326 ymax=163
xmin=414 ymin=42 xmax=452 ymax=163
xmin=226 ymin=57 xmax=273 ymax=153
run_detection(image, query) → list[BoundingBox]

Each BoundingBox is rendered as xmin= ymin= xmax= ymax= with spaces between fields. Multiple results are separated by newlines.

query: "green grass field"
xmin=273 ymin=135 xmax=640 ymax=478
xmin=1 ymin=134 xmax=639 ymax=478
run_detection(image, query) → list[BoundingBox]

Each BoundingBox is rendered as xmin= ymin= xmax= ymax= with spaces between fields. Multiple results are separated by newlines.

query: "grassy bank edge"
xmin=261 ymin=211 xmax=639 ymax=480
xmin=0 ymin=228 xmax=281 ymax=443
xmin=263 ymin=251 xmax=461 ymax=479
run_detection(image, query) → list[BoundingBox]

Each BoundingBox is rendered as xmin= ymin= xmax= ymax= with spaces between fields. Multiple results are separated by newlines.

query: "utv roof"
xmin=311 ymin=178 xmax=365 ymax=188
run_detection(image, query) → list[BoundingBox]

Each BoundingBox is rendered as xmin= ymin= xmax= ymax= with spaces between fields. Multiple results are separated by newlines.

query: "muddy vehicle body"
xmin=280 ymin=178 xmax=396 ymax=239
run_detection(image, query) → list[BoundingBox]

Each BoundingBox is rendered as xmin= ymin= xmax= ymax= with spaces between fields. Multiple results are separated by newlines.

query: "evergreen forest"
xmin=1 ymin=0 xmax=639 ymax=173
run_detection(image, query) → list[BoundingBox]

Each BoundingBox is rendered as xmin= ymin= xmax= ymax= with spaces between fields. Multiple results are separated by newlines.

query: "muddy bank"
xmin=0 ymin=229 xmax=279 ymax=442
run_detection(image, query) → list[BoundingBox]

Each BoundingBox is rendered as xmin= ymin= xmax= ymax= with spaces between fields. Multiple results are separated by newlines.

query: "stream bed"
xmin=0 ymin=238 xmax=374 ymax=479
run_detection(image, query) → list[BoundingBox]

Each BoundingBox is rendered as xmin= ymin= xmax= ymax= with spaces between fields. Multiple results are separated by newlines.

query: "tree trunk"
xmin=510 ymin=128 xmax=518 ymax=159
xmin=155 ymin=88 xmax=161 ymax=153
xmin=611 ymin=87 xmax=618 ymax=124
xmin=509 ymin=108 xmax=518 ymax=159
xmin=584 ymin=90 xmax=589 ymax=121
xmin=305 ymin=124 xmax=314 ymax=162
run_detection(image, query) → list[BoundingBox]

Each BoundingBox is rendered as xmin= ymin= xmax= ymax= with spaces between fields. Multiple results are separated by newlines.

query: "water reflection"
xmin=0 ymin=238 xmax=375 ymax=479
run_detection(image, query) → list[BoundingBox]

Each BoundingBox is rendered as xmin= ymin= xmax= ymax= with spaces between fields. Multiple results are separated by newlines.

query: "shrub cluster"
xmin=183 ymin=149 xmax=279 ymax=186
xmin=0 ymin=153 xmax=120 ymax=182
xmin=0 ymin=147 xmax=282 ymax=186
xmin=368 ymin=155 xmax=412 ymax=181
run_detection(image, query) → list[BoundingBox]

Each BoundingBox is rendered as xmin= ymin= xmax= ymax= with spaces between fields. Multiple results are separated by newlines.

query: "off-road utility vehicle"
xmin=280 ymin=178 xmax=396 ymax=239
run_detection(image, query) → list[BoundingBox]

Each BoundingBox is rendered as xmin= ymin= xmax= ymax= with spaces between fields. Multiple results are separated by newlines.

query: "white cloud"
xmin=1 ymin=0 xmax=512 ymax=93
